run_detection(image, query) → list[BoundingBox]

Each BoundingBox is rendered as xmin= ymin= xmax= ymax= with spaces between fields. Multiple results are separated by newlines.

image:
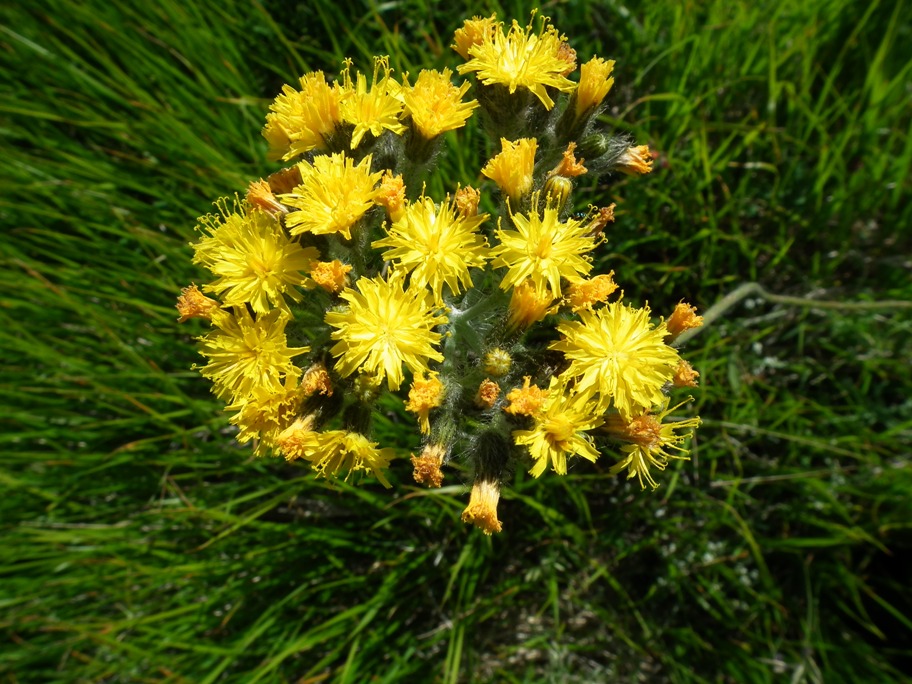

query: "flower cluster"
xmin=179 ymin=12 xmax=703 ymax=534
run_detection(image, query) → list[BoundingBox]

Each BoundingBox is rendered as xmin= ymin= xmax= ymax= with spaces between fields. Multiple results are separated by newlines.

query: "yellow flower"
xmin=454 ymin=185 xmax=481 ymax=217
xmin=192 ymin=205 xmax=317 ymax=313
xmin=551 ymin=302 xmax=680 ymax=419
xmin=452 ymin=14 xmax=497 ymax=60
xmin=197 ymin=307 xmax=307 ymax=401
xmin=325 ymin=270 xmax=448 ymax=390
xmin=305 ymin=430 xmax=394 ymax=487
xmin=506 ymin=279 xmax=558 ymax=331
xmin=373 ymin=194 xmax=489 ymax=302
xmin=275 ymin=415 xmax=318 ymax=461
xmin=606 ymin=398 xmax=701 ymax=489
xmin=575 ymin=57 xmax=615 ymax=118
xmin=225 ymin=374 xmax=304 ymax=455
xmin=405 ymin=371 xmax=445 ymax=434
xmin=461 ymin=479 xmax=503 ymax=534
xmin=282 ymin=152 xmax=382 ymax=241
xmin=481 ymin=137 xmax=537 ymax=203
xmin=340 ymin=57 xmax=407 ymax=149
xmin=616 ymin=144 xmax=654 ymax=175
xmin=403 ymin=68 xmax=478 ymax=140
xmin=565 ymin=273 xmax=618 ymax=312
xmin=375 ymin=170 xmax=407 ymax=221
xmin=458 ymin=17 xmax=576 ymax=110
xmin=491 ymin=192 xmax=597 ymax=297
xmin=262 ymin=71 xmax=345 ymax=160
xmin=513 ymin=376 xmax=605 ymax=477
xmin=176 ymin=284 xmax=218 ymax=323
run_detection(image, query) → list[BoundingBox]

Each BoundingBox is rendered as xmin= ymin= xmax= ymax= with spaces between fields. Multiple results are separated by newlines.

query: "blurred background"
xmin=2 ymin=0 xmax=910 ymax=681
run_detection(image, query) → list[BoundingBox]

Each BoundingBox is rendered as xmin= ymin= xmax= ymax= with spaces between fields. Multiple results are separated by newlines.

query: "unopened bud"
xmin=543 ymin=176 xmax=573 ymax=213
xmin=483 ymin=348 xmax=513 ymax=376
xmin=577 ymin=133 xmax=611 ymax=160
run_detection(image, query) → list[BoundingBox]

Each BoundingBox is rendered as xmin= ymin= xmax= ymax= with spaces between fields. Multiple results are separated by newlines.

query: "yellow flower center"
xmin=534 ymin=235 xmax=552 ymax=259
xmin=544 ymin=415 xmax=575 ymax=445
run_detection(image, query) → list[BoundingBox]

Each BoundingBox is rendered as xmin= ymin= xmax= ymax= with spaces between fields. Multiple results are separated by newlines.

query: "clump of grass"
xmin=1 ymin=0 xmax=910 ymax=681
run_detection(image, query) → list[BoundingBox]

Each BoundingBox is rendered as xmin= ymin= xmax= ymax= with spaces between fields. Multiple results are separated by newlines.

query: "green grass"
xmin=2 ymin=0 xmax=911 ymax=681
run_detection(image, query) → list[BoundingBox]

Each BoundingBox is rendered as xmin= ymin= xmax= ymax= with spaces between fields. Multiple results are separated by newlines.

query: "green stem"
xmin=675 ymin=282 xmax=912 ymax=346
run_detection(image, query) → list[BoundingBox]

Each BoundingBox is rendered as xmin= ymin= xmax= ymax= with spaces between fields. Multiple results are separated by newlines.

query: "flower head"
xmin=616 ymin=145 xmax=654 ymax=175
xmin=503 ymin=376 xmax=548 ymax=416
xmin=458 ymin=16 xmax=576 ymax=110
xmin=192 ymin=205 xmax=317 ymax=313
xmin=373 ymin=194 xmax=489 ymax=302
xmin=405 ymin=371 xmax=445 ymax=434
xmin=302 ymin=362 xmax=333 ymax=397
xmin=506 ymin=279 xmax=558 ymax=331
xmin=403 ymin=68 xmax=478 ymax=140
xmin=452 ymin=15 xmax=498 ymax=60
xmin=475 ymin=379 xmax=501 ymax=409
xmin=276 ymin=416 xmax=318 ymax=461
xmin=309 ymin=260 xmax=352 ymax=294
xmin=551 ymin=302 xmax=680 ymax=419
xmin=197 ymin=307 xmax=307 ymax=401
xmin=548 ymin=142 xmax=587 ymax=179
xmin=282 ymin=152 xmax=382 ymax=241
xmin=411 ymin=443 xmax=446 ymax=487
xmin=176 ymin=284 xmax=219 ymax=323
xmin=225 ymin=374 xmax=304 ymax=455
xmin=454 ymin=185 xmax=481 ymax=217
xmin=606 ymin=398 xmax=701 ymax=489
xmin=304 ymin=430 xmax=393 ymax=487
xmin=513 ymin=377 xmax=605 ymax=477
xmin=340 ymin=57 xmax=407 ymax=149
xmin=246 ymin=179 xmax=287 ymax=215
xmin=672 ymin=360 xmax=700 ymax=388
xmin=575 ymin=57 xmax=615 ymax=118
xmin=325 ymin=270 xmax=448 ymax=390
xmin=665 ymin=301 xmax=703 ymax=342
xmin=565 ymin=273 xmax=618 ymax=312
xmin=491 ymin=192 xmax=597 ymax=297
xmin=375 ymin=171 xmax=407 ymax=221
xmin=481 ymin=137 xmax=537 ymax=203
xmin=262 ymin=71 xmax=345 ymax=160
xmin=461 ymin=479 xmax=503 ymax=534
